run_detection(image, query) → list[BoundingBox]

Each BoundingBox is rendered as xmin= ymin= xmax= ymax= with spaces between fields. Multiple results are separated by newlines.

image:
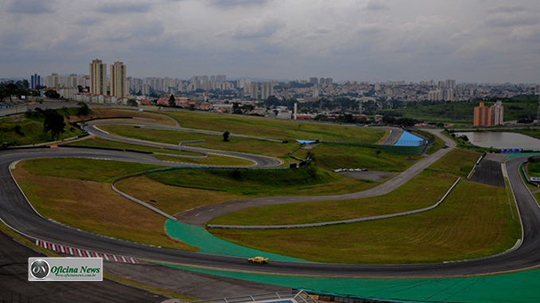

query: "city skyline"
xmin=1 ymin=0 xmax=539 ymax=83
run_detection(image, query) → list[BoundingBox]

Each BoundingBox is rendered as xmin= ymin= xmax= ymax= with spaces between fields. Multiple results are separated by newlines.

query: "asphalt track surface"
xmin=178 ymin=129 xmax=457 ymax=226
xmin=0 ymin=227 xmax=165 ymax=303
xmin=0 ymin=127 xmax=539 ymax=278
xmin=89 ymin=120 xmax=283 ymax=143
xmin=85 ymin=123 xmax=281 ymax=167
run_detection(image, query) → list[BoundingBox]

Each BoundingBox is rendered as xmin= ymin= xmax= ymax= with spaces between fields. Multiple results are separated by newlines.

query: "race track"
xmin=0 ymin=120 xmax=539 ymax=278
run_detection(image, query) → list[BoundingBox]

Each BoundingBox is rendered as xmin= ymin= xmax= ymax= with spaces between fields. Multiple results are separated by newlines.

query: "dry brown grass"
xmin=13 ymin=167 xmax=196 ymax=251
xmin=115 ymin=176 xmax=242 ymax=216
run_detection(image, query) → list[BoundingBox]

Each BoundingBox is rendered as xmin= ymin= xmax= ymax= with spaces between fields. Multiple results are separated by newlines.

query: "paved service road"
xmin=1 ymin=136 xmax=539 ymax=277
xmin=177 ymin=129 xmax=456 ymax=226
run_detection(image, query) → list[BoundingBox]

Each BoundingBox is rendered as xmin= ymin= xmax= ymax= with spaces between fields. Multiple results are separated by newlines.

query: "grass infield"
xmin=210 ymin=149 xmax=481 ymax=226
xmin=64 ymin=137 xmax=203 ymax=156
xmin=163 ymin=110 xmax=386 ymax=143
xmin=99 ymin=124 xmax=298 ymax=159
xmin=13 ymin=160 xmax=196 ymax=251
xmin=210 ymin=180 xmax=520 ymax=264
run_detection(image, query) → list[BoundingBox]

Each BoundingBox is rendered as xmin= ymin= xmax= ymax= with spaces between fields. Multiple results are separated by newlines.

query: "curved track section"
xmin=1 ymin=146 xmax=539 ymax=277
xmin=178 ymin=129 xmax=457 ymax=226
xmin=85 ymin=123 xmax=282 ymax=167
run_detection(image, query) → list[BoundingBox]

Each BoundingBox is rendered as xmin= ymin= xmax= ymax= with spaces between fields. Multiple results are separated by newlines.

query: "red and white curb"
xmin=36 ymin=239 xmax=140 ymax=264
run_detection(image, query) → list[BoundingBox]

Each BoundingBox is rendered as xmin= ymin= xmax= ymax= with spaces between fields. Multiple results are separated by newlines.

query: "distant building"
xmin=30 ymin=74 xmax=40 ymax=89
xmin=67 ymin=74 xmax=79 ymax=88
xmin=443 ymin=88 xmax=454 ymax=101
xmin=45 ymin=73 xmax=61 ymax=89
xmin=250 ymin=83 xmax=258 ymax=99
xmin=90 ymin=59 xmax=107 ymax=95
xmin=474 ymin=102 xmax=492 ymax=126
xmin=110 ymin=61 xmax=127 ymax=99
xmin=474 ymin=101 xmax=503 ymax=126
xmin=491 ymin=101 xmax=504 ymax=126
xmin=260 ymin=82 xmax=274 ymax=100
xmin=309 ymin=77 xmax=318 ymax=85
xmin=428 ymin=90 xmax=442 ymax=101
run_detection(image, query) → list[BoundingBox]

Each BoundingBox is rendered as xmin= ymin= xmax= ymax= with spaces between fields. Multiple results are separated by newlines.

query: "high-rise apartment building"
xmin=491 ymin=101 xmax=504 ymax=126
xmin=110 ymin=61 xmax=127 ymax=99
xmin=90 ymin=59 xmax=107 ymax=95
xmin=30 ymin=74 xmax=40 ymax=89
xmin=474 ymin=101 xmax=504 ymax=127
xmin=474 ymin=102 xmax=492 ymax=126
xmin=45 ymin=73 xmax=61 ymax=89
xmin=67 ymin=74 xmax=79 ymax=88
xmin=309 ymin=77 xmax=318 ymax=85
xmin=261 ymin=82 xmax=274 ymax=100
xmin=250 ymin=83 xmax=258 ymax=99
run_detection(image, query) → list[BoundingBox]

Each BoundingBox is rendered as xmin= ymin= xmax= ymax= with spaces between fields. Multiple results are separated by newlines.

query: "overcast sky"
xmin=1 ymin=0 xmax=539 ymax=83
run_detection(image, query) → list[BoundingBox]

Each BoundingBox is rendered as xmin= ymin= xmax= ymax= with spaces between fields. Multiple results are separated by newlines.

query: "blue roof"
xmin=395 ymin=131 xmax=424 ymax=147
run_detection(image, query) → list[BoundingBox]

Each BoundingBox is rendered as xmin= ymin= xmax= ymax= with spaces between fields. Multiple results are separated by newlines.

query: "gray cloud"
xmin=95 ymin=2 xmax=152 ymax=14
xmin=76 ymin=18 xmax=103 ymax=26
xmin=232 ymin=21 xmax=282 ymax=39
xmin=1 ymin=0 xmax=539 ymax=83
xmin=208 ymin=0 xmax=269 ymax=9
xmin=485 ymin=15 xmax=539 ymax=28
xmin=6 ymin=0 xmax=56 ymax=14
xmin=486 ymin=5 xmax=527 ymax=14
xmin=365 ymin=0 xmax=390 ymax=11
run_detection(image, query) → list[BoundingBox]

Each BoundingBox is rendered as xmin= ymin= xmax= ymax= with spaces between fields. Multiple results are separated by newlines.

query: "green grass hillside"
xmin=210 ymin=149 xmax=480 ymax=226
xmin=0 ymin=116 xmax=82 ymax=146
xmin=210 ymin=180 xmax=519 ymax=264
xmin=163 ymin=110 xmax=385 ymax=143
xmin=146 ymin=164 xmax=379 ymax=196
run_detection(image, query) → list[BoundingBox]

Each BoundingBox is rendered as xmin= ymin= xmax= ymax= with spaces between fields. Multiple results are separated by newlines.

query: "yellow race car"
xmin=248 ymin=256 xmax=268 ymax=264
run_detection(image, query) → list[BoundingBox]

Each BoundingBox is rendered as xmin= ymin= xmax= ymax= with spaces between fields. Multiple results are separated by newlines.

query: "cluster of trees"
xmin=382 ymin=116 xmax=417 ymax=127
xmin=232 ymin=102 xmax=254 ymax=115
xmin=314 ymin=114 xmax=370 ymax=124
xmin=24 ymin=108 xmax=66 ymax=140
xmin=0 ymin=82 xmax=33 ymax=102
xmin=23 ymin=103 xmax=90 ymax=140
xmin=44 ymin=90 xmax=60 ymax=99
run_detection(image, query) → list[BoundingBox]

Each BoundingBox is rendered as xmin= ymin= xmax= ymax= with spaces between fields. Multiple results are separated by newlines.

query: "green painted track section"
xmin=165 ymin=220 xmax=307 ymax=262
xmin=507 ymin=153 xmax=540 ymax=160
xmin=157 ymin=262 xmax=540 ymax=303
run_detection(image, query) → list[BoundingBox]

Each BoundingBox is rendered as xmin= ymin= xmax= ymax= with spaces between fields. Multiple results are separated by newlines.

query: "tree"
xmin=77 ymin=102 xmax=90 ymax=116
xmin=232 ymin=102 xmax=243 ymax=115
xmin=44 ymin=90 xmax=60 ymax=99
xmin=43 ymin=110 xmax=65 ymax=140
xmin=223 ymin=130 xmax=230 ymax=142
xmin=127 ymin=99 xmax=138 ymax=107
xmin=168 ymin=94 xmax=176 ymax=107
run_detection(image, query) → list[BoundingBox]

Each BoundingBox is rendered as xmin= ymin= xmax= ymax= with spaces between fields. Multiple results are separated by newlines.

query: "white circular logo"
xmin=30 ymin=259 xmax=50 ymax=279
